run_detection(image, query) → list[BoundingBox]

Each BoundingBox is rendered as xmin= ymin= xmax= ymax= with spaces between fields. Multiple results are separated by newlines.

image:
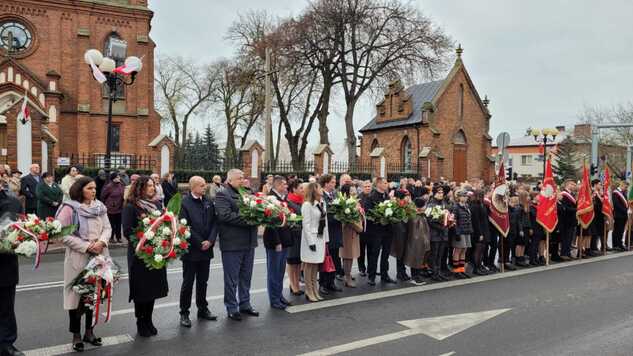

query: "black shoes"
xmin=319 ymin=286 xmax=330 ymax=295
xmin=381 ymin=276 xmax=397 ymax=284
xmin=228 ymin=312 xmax=242 ymax=321
xmin=1 ymin=345 xmax=25 ymax=356
xmin=136 ymin=320 xmax=152 ymax=338
xmin=504 ymin=263 xmax=517 ymax=271
xmin=368 ymin=279 xmax=376 ymax=286
xmin=180 ymin=314 xmax=192 ymax=328
xmin=82 ymin=335 xmax=103 ymax=347
xmin=327 ymin=285 xmax=343 ymax=292
xmin=198 ymin=309 xmax=218 ymax=321
xmin=239 ymin=308 xmax=260 ymax=317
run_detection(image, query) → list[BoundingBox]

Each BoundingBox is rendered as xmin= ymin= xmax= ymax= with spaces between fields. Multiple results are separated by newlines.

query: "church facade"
xmin=359 ymin=47 xmax=495 ymax=183
xmin=0 ymin=0 xmax=168 ymax=175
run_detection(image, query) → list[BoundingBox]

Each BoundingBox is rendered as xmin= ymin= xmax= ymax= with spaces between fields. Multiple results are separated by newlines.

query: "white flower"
xmin=142 ymin=218 xmax=151 ymax=225
xmin=51 ymin=220 xmax=62 ymax=233
xmin=152 ymin=210 xmax=161 ymax=217
xmin=243 ymin=197 xmax=250 ymax=204
xmin=290 ymin=213 xmax=297 ymax=219
xmin=184 ymin=230 xmax=191 ymax=238
xmin=347 ymin=198 xmax=356 ymax=204
xmin=333 ymin=198 xmax=341 ymax=205
xmin=173 ymin=238 xmax=181 ymax=245
xmin=180 ymin=218 xmax=187 ymax=225
xmin=344 ymin=208 xmax=351 ymax=214
xmin=162 ymin=227 xmax=172 ymax=236
xmin=6 ymin=230 xmax=19 ymax=243
xmin=385 ymin=208 xmax=393 ymax=217
xmin=25 ymin=221 xmax=35 ymax=229
xmin=249 ymin=200 xmax=257 ymax=208
xmin=14 ymin=240 xmax=37 ymax=257
xmin=145 ymin=231 xmax=155 ymax=240
xmin=154 ymin=254 xmax=163 ymax=263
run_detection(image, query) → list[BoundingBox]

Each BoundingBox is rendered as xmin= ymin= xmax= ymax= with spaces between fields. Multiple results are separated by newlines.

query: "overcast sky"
xmin=148 ymin=0 xmax=633 ymax=154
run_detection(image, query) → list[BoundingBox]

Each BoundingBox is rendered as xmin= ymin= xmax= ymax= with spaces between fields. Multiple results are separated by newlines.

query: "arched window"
xmin=103 ymin=32 xmax=127 ymax=99
xmin=401 ymin=136 xmax=412 ymax=171
xmin=370 ymin=139 xmax=379 ymax=152
xmin=453 ymin=130 xmax=467 ymax=145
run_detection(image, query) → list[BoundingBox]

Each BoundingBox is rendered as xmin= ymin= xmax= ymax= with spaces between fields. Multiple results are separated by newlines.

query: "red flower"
xmin=149 ymin=219 xmax=156 ymax=225
xmin=33 ymin=218 xmax=40 ymax=225
xmin=264 ymin=208 xmax=273 ymax=217
xmin=256 ymin=192 xmax=264 ymax=197
xmin=144 ymin=246 xmax=154 ymax=255
xmin=86 ymin=276 xmax=96 ymax=284
xmin=178 ymin=226 xmax=187 ymax=235
xmin=179 ymin=241 xmax=189 ymax=249
xmin=398 ymin=200 xmax=407 ymax=207
xmin=288 ymin=207 xmax=295 ymax=213
xmin=161 ymin=239 xmax=169 ymax=247
xmin=136 ymin=231 xmax=144 ymax=239
xmin=17 ymin=236 xmax=24 ymax=242
xmin=46 ymin=217 xmax=55 ymax=223
xmin=163 ymin=214 xmax=172 ymax=222
xmin=18 ymin=214 xmax=27 ymax=221
xmin=168 ymin=250 xmax=176 ymax=259
xmin=255 ymin=199 xmax=264 ymax=205
xmin=278 ymin=212 xmax=285 ymax=221
xmin=39 ymin=232 xmax=49 ymax=241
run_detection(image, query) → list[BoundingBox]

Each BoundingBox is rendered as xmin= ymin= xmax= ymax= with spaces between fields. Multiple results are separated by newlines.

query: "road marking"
xmin=16 ymin=259 xmax=267 ymax=292
xmin=299 ymin=309 xmax=508 ymax=355
xmin=438 ymin=352 xmax=456 ymax=356
xmin=287 ymin=251 xmax=633 ymax=313
xmin=24 ymin=334 xmax=133 ymax=356
xmin=106 ymin=288 xmax=268 ymax=316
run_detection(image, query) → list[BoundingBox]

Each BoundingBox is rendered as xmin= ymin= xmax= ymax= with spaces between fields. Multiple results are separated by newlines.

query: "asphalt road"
xmin=13 ymin=246 xmax=633 ymax=356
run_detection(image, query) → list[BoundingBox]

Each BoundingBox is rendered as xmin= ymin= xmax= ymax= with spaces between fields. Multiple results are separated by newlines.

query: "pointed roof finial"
xmin=483 ymin=95 xmax=490 ymax=107
xmin=456 ymin=44 xmax=463 ymax=58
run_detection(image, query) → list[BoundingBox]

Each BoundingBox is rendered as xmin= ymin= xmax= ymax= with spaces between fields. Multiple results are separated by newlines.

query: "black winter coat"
xmin=323 ymin=189 xmax=343 ymax=248
xmin=364 ymin=189 xmax=391 ymax=237
xmin=263 ymin=191 xmax=293 ymax=249
xmin=469 ymin=201 xmax=490 ymax=243
xmin=590 ymin=194 xmax=605 ymax=237
xmin=179 ymin=193 xmax=217 ymax=261
xmin=215 ymin=184 xmax=258 ymax=251
xmin=558 ymin=191 xmax=577 ymax=228
xmin=0 ymin=191 xmax=23 ymax=286
xmin=453 ymin=203 xmax=474 ymax=236
xmin=426 ymin=198 xmax=449 ymax=242
xmin=122 ymin=202 xmax=168 ymax=302
xmin=613 ymin=189 xmax=628 ymax=220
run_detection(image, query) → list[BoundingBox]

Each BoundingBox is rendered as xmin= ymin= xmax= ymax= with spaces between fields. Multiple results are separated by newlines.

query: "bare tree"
xmin=316 ymin=0 xmax=453 ymax=163
xmin=154 ymin=55 xmax=219 ymax=151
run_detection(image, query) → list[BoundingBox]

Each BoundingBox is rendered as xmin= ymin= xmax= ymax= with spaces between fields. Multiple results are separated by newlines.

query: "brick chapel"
xmin=0 ymin=0 xmax=171 ymax=175
xmin=359 ymin=46 xmax=495 ymax=183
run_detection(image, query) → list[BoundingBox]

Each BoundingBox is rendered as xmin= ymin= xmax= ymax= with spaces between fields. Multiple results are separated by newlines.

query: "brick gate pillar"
xmin=313 ymin=144 xmax=334 ymax=177
xmin=370 ymin=147 xmax=386 ymax=179
xmin=240 ymin=140 xmax=264 ymax=192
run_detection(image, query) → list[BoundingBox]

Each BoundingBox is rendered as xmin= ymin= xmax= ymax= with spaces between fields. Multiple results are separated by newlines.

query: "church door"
xmin=452 ymin=130 xmax=467 ymax=182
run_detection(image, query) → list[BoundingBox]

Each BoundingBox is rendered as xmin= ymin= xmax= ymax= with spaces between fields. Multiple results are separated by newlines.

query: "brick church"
xmin=0 ymin=0 xmax=170 ymax=175
xmin=359 ymin=46 xmax=494 ymax=183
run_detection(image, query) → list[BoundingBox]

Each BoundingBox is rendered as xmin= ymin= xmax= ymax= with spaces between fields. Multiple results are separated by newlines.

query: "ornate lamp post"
xmin=531 ymin=127 xmax=560 ymax=179
xmin=83 ymin=48 xmax=142 ymax=170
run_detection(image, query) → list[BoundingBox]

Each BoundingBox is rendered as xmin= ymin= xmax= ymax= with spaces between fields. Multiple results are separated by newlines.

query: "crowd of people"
xmin=0 ymin=165 xmax=630 ymax=355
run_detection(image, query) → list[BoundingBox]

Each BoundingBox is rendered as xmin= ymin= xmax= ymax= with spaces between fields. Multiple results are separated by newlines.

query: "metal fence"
xmin=57 ymin=152 xmax=156 ymax=171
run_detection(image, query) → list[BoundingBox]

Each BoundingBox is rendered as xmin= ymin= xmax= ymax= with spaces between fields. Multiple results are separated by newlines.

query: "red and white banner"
xmin=16 ymin=91 xmax=30 ymax=125
xmin=489 ymin=162 xmax=510 ymax=237
xmin=577 ymin=163 xmax=594 ymax=229
xmin=602 ymin=165 xmax=613 ymax=220
xmin=537 ymin=157 xmax=558 ymax=233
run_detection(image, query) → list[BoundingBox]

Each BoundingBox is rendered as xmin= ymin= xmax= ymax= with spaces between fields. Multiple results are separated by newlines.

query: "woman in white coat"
xmin=301 ymin=182 xmax=329 ymax=302
xmin=57 ymin=176 xmax=111 ymax=352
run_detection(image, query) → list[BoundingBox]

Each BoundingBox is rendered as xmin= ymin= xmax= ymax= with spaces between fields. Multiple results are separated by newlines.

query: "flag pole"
xmin=578 ymin=229 xmax=582 ymax=259
xmin=500 ymin=234 xmax=505 ymax=273
xmin=603 ymin=224 xmax=607 ymax=256
xmin=546 ymin=232 xmax=550 ymax=266
xmin=627 ymin=217 xmax=631 ymax=251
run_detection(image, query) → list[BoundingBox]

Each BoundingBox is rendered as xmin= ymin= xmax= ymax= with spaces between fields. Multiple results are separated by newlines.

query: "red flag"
xmin=537 ymin=157 xmax=558 ymax=233
xmin=602 ymin=165 xmax=613 ymax=219
xmin=577 ymin=163 xmax=594 ymax=229
xmin=489 ymin=162 xmax=510 ymax=237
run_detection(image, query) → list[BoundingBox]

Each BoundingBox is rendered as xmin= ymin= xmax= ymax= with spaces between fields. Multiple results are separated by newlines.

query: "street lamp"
xmin=531 ymin=127 xmax=559 ymax=179
xmin=84 ymin=47 xmax=142 ymax=170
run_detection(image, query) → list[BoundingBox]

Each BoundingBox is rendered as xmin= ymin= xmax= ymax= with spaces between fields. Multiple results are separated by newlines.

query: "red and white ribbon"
xmin=12 ymin=223 xmax=47 ymax=270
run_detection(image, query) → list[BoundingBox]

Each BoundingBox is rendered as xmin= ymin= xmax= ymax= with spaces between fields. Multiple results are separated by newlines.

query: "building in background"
xmin=0 ymin=0 xmax=171 ymax=175
xmin=358 ymin=47 xmax=494 ymax=182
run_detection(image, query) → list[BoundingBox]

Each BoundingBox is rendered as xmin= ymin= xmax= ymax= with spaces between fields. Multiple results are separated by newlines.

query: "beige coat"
xmin=59 ymin=202 xmax=111 ymax=310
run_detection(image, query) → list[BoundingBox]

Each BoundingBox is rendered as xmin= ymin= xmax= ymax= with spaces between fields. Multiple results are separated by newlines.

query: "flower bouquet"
xmin=367 ymin=198 xmax=416 ymax=226
xmin=0 ymin=214 xmax=77 ymax=269
xmin=424 ymin=205 xmax=454 ymax=227
xmin=328 ymin=193 xmax=364 ymax=225
xmin=130 ymin=193 xmax=191 ymax=270
xmin=239 ymin=192 xmax=292 ymax=227
xmin=70 ymin=255 xmax=121 ymax=326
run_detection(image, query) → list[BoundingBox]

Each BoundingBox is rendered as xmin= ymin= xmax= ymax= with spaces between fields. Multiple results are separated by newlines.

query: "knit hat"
xmin=109 ymin=172 xmax=119 ymax=181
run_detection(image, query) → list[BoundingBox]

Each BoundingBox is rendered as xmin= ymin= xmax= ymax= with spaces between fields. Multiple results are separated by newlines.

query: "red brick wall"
xmin=1 ymin=0 xmax=160 ymax=162
xmin=360 ymin=66 xmax=493 ymax=182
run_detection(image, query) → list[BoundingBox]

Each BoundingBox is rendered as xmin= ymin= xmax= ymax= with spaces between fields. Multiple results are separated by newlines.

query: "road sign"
xmin=496 ymin=132 xmax=511 ymax=150
xmin=57 ymin=157 xmax=70 ymax=166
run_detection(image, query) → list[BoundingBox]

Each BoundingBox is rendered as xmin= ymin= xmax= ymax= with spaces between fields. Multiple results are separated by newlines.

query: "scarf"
xmin=137 ymin=199 xmax=160 ymax=215
xmin=287 ymin=192 xmax=304 ymax=205
xmin=57 ymin=199 xmax=107 ymax=239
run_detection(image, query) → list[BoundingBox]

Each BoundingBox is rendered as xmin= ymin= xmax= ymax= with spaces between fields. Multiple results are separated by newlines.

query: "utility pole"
xmin=264 ymin=47 xmax=274 ymax=168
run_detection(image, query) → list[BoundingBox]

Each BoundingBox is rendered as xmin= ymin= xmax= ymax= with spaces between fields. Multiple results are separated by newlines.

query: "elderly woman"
xmin=57 ymin=177 xmax=111 ymax=352
xmin=301 ymin=182 xmax=329 ymax=302
xmin=36 ymin=172 xmax=63 ymax=219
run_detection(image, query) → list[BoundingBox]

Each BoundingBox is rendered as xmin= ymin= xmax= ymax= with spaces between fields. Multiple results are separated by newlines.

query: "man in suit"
xmin=612 ymin=181 xmax=629 ymax=251
xmin=0 ymin=190 xmax=25 ymax=356
xmin=318 ymin=174 xmax=343 ymax=294
xmin=263 ymin=176 xmax=293 ymax=310
xmin=179 ymin=176 xmax=218 ymax=327
xmin=364 ymin=177 xmax=397 ymax=285
xmin=19 ymin=164 xmax=40 ymax=214
xmin=215 ymin=169 xmax=259 ymax=321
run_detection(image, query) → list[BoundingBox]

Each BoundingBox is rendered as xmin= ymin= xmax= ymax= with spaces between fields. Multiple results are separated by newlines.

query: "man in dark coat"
xmin=364 ymin=177 xmax=397 ymax=285
xmin=262 ymin=176 xmax=293 ymax=309
xmin=559 ymin=180 xmax=578 ymax=260
xmin=318 ymin=174 xmax=343 ymax=293
xmin=19 ymin=164 xmax=41 ymax=214
xmin=612 ymin=181 xmax=629 ymax=251
xmin=215 ymin=169 xmax=259 ymax=321
xmin=178 ymin=176 xmax=218 ymax=327
xmin=0 ymin=190 xmax=25 ymax=356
